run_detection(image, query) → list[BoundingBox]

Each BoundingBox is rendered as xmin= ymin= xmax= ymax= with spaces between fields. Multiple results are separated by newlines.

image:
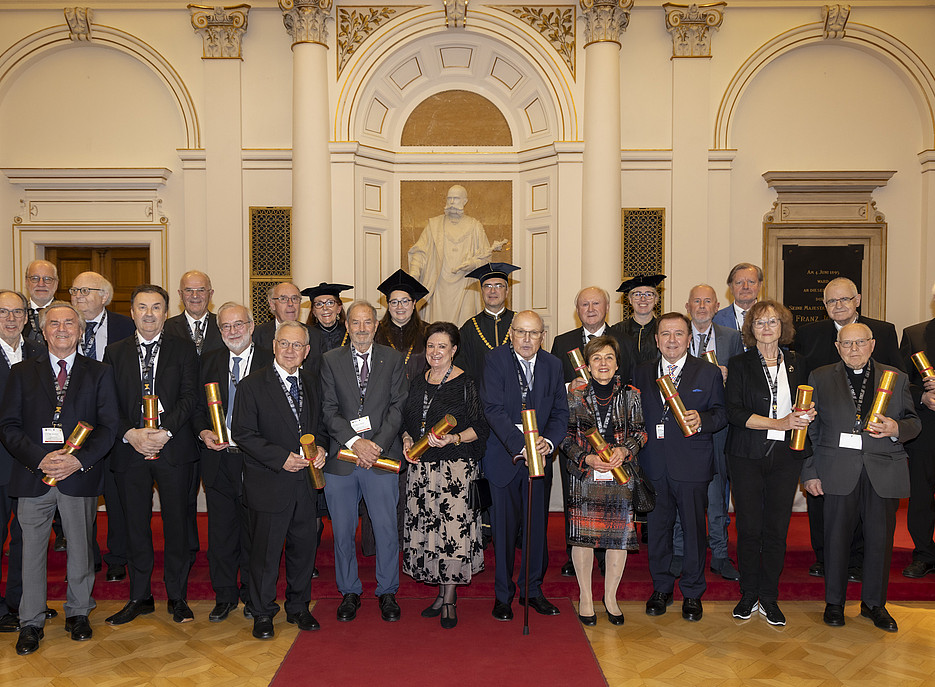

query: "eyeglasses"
xmin=313 ymin=299 xmax=338 ymax=309
xmin=482 ymin=284 xmax=507 ymax=291
xmin=26 ymin=275 xmax=56 ymax=285
xmin=630 ymin=291 xmax=656 ymax=301
xmin=753 ymin=318 xmax=779 ymax=329
xmin=182 ymin=288 xmax=207 ymax=296
xmin=275 ymin=339 xmax=307 ymax=350
xmin=68 ymin=287 xmax=105 ymax=297
xmin=388 ymin=298 xmax=412 ymax=307
xmin=0 ymin=307 xmax=26 ymax=319
xmin=511 ymin=328 xmax=543 ymax=339
xmin=219 ymin=320 xmax=249 ymax=333
xmin=824 ymin=296 xmax=857 ymax=307
xmin=272 ymin=295 xmax=302 ymax=305
xmin=838 ymin=338 xmax=873 ymax=349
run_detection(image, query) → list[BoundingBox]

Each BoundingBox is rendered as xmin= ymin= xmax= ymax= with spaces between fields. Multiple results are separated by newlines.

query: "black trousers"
xmin=205 ymin=451 xmax=251 ymax=604
xmin=728 ymin=447 xmax=802 ymax=601
xmin=248 ymin=480 xmax=318 ymax=617
xmin=115 ymin=460 xmax=194 ymax=601
xmin=101 ymin=465 xmax=128 ymax=567
xmin=807 ymin=491 xmax=864 ymax=568
xmin=0 ymin=485 xmax=22 ymax=613
xmin=906 ymin=436 xmax=935 ymax=563
xmin=646 ymin=473 xmax=708 ymax=598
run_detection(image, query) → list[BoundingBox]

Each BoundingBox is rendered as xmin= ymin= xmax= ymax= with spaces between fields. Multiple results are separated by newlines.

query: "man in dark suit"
xmin=164 ymin=270 xmax=223 ymax=356
xmin=69 ymin=270 xmax=135 ymax=582
xmin=634 ymin=312 xmax=726 ymax=622
xmin=102 ymin=285 xmax=201 ymax=626
xmin=23 ymin=259 xmax=59 ymax=346
xmin=455 ymin=262 xmax=519 ymax=380
xmin=483 ymin=310 xmax=569 ymax=621
xmin=321 ymin=300 xmax=408 ymax=623
xmin=671 ymin=284 xmax=744 ymax=581
xmin=550 ymin=286 xmax=637 ymax=576
xmin=0 ymin=290 xmax=43 ymax=633
xmin=898 ymin=288 xmax=935 ymax=579
xmin=803 ymin=322 xmax=920 ymax=631
xmin=196 ymin=302 xmax=271 ymax=622
xmin=232 ymin=320 xmax=326 ymax=639
xmin=0 ymin=301 xmax=119 ymax=654
xmin=253 ymin=282 xmax=305 ymax=353
xmin=794 ymin=277 xmax=904 ymax=579
xmin=712 ymin=262 xmax=762 ymax=332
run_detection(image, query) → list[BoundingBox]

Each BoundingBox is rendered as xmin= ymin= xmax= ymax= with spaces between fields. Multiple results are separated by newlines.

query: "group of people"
xmin=0 ymin=256 xmax=932 ymax=657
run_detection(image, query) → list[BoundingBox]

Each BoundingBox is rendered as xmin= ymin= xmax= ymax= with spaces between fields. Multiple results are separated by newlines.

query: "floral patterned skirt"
xmin=402 ymin=459 xmax=485 ymax=585
xmin=568 ymin=472 xmax=638 ymax=551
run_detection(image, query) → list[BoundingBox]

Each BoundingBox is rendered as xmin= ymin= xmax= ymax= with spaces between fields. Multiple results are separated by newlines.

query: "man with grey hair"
xmin=320 ymin=300 xmax=408 ymax=623
xmin=196 ymin=302 xmax=271 ymax=622
xmin=253 ymin=282 xmax=306 ymax=354
xmin=0 ymin=301 xmax=119 ymax=654
xmin=23 ymin=259 xmax=59 ymax=346
xmin=898 ymin=282 xmax=935 ymax=580
xmin=712 ymin=262 xmax=763 ymax=331
xmin=165 ymin=270 xmax=223 ymax=356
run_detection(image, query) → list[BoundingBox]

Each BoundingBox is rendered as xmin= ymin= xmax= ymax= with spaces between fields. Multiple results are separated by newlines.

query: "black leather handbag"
xmin=621 ymin=461 xmax=655 ymax=513
xmin=468 ymin=477 xmax=492 ymax=512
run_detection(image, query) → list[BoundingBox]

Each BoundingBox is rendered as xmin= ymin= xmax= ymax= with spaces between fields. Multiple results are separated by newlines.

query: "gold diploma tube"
xmin=44 ymin=421 xmax=94 ymax=486
xmin=655 ymin=375 xmax=698 ymax=437
xmin=337 ymin=448 xmax=401 ymax=474
xmin=407 ymin=415 xmax=458 ymax=461
xmin=204 ymin=382 xmax=230 ymax=448
xmin=865 ymin=369 xmax=897 ymax=430
xmin=911 ymin=351 xmax=935 ymax=379
xmin=568 ymin=348 xmax=590 ymax=383
xmin=702 ymin=351 xmax=718 ymax=366
xmin=142 ymin=395 xmax=160 ymax=460
xmin=300 ymin=434 xmax=326 ymax=489
xmin=789 ymin=385 xmax=813 ymax=451
xmin=584 ymin=428 xmax=627 ymax=486
xmin=521 ymin=409 xmax=546 ymax=478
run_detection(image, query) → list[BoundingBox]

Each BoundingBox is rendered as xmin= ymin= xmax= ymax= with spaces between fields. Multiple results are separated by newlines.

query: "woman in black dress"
xmin=401 ymin=322 xmax=488 ymax=629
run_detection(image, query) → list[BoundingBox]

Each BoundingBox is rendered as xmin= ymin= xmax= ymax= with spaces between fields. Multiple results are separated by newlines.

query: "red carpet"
xmin=270 ymin=597 xmax=606 ymax=687
xmin=10 ymin=503 xmax=935 ymax=603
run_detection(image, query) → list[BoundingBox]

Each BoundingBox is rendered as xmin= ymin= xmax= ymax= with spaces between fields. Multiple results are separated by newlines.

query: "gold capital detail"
xmin=280 ymin=0 xmax=334 ymax=47
xmin=822 ymin=4 xmax=850 ymax=40
xmin=64 ymin=7 xmax=93 ymax=41
xmin=579 ymin=0 xmax=632 ymax=47
xmin=189 ymin=5 xmax=251 ymax=59
xmin=663 ymin=3 xmax=725 ymax=58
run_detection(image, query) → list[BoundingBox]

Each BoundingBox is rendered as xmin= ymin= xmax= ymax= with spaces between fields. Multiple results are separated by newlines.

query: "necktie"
xmin=668 ymin=363 xmax=677 ymax=379
xmin=696 ymin=333 xmax=703 ymax=355
xmin=227 ymin=356 xmax=241 ymax=427
xmin=193 ymin=320 xmax=204 ymax=355
xmin=287 ymin=375 xmax=300 ymax=405
xmin=522 ymin=359 xmax=534 ymax=389
xmin=587 ymin=334 xmax=594 ymax=341
xmin=27 ymin=308 xmax=43 ymax=344
xmin=84 ymin=321 xmax=98 ymax=360
xmin=56 ymin=359 xmax=67 ymax=389
xmin=142 ymin=342 xmax=155 ymax=394
xmin=358 ymin=353 xmax=369 ymax=388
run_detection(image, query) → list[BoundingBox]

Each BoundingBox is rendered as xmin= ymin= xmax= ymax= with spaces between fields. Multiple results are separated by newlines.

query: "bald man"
xmin=164 ymin=270 xmax=223 ymax=356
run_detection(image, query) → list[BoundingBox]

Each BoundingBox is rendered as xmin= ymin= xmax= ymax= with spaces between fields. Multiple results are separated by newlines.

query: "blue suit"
xmin=633 ymin=355 xmax=726 ymax=598
xmin=712 ymin=304 xmax=742 ymax=331
xmin=481 ymin=344 xmax=568 ymax=602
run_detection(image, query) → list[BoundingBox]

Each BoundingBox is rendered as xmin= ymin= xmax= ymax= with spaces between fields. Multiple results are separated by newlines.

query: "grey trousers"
xmin=17 ymin=489 xmax=97 ymax=628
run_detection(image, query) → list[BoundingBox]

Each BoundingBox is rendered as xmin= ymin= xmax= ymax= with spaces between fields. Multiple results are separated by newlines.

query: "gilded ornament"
xmin=337 ymin=7 xmax=418 ymax=74
xmin=189 ymin=5 xmax=250 ymax=59
xmin=579 ymin=0 xmax=632 ymax=46
xmin=280 ymin=0 xmax=334 ymax=46
xmin=662 ymin=3 xmax=725 ymax=58
xmin=502 ymin=6 xmax=576 ymax=76
xmin=445 ymin=0 xmax=468 ymax=28
xmin=822 ymin=4 xmax=850 ymax=40
xmin=64 ymin=7 xmax=93 ymax=41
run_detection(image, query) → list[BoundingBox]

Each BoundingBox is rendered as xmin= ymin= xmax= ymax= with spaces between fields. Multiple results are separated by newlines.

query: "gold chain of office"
xmin=472 ymin=317 xmax=510 ymax=350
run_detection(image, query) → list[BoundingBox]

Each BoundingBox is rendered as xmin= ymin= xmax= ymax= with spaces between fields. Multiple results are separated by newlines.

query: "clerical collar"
xmin=485 ymin=307 xmax=506 ymax=317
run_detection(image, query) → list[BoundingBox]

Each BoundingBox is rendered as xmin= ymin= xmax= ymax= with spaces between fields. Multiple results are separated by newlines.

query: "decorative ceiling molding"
xmin=337 ymin=6 xmax=421 ymax=75
xmin=500 ymin=5 xmax=576 ymax=77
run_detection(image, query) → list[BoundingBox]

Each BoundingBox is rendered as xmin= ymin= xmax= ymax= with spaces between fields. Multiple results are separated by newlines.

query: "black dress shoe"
xmin=682 ymin=597 xmax=703 ymax=621
xmin=209 ymin=602 xmax=238 ymax=623
xmin=168 ymin=599 xmax=194 ymax=623
xmin=94 ymin=562 xmax=102 ymax=573
xmin=311 ymin=567 xmax=320 ymax=579
xmin=106 ymin=597 xmax=155 ymax=625
xmin=252 ymin=615 xmax=274 ymax=639
xmin=336 ymin=593 xmax=361 ymax=622
xmin=578 ymin=612 xmax=597 ymax=626
xmin=492 ymin=600 xmax=513 ymax=621
xmin=106 ymin=564 xmax=127 ymax=582
xmin=243 ymin=605 xmax=254 ymax=620
xmin=902 ymin=559 xmax=935 ymax=579
xmin=15 ymin=626 xmax=42 ymax=655
xmin=0 ymin=612 xmax=19 ymax=633
xmin=808 ymin=562 xmax=824 ymax=578
xmin=847 ymin=567 xmax=863 ymax=583
xmin=520 ymin=596 xmax=560 ymax=616
xmin=860 ymin=602 xmax=898 ymax=632
xmin=44 ymin=607 xmax=57 ymax=619
xmin=645 ymin=591 xmax=673 ymax=616
xmin=603 ymin=601 xmax=625 ymax=625
xmin=64 ymin=615 xmax=92 ymax=641
xmin=823 ymin=603 xmax=845 ymax=627
xmin=379 ymin=593 xmax=401 ymax=622
xmin=560 ymin=559 xmax=575 ymax=577
xmin=53 ymin=535 xmax=67 ymax=552
xmin=286 ymin=609 xmax=320 ymax=631
xmin=440 ymin=603 xmax=458 ymax=630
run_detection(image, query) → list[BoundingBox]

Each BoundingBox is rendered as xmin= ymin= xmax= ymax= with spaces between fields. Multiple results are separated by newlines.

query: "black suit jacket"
xmin=165 ymin=311 xmax=224 ymax=356
xmin=196 ymin=344 xmax=273 ymax=487
xmin=103 ymin=333 xmax=200 ymax=470
xmin=794 ymin=315 xmax=904 ymax=376
xmin=550 ymin=325 xmax=638 ymax=385
xmin=0 ymin=353 xmax=119 ymax=497
xmin=103 ymin=310 xmax=135 ymax=349
xmin=0 ymin=339 xmax=43 ymax=486
xmin=901 ymin=318 xmax=935 ymax=438
xmin=232 ymin=364 xmax=324 ymax=513
xmin=320 ymin=343 xmax=408 ymax=475
xmin=725 ymin=348 xmax=812 ymax=459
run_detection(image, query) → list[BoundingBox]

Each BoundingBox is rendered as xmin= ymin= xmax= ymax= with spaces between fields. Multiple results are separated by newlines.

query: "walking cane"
xmin=512 ymin=409 xmax=545 ymax=635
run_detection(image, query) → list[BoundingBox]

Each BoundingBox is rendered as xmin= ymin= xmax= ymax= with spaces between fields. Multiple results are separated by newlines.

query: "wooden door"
xmin=45 ymin=247 xmax=150 ymax=316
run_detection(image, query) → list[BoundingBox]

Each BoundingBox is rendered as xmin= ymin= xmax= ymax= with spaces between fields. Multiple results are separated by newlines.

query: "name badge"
xmin=839 ymin=432 xmax=862 ymax=450
xmin=766 ymin=429 xmax=786 ymax=441
xmin=593 ymin=469 xmax=614 ymax=482
xmin=656 ymin=424 xmax=665 ymax=440
xmin=351 ymin=416 xmax=372 ymax=433
xmin=42 ymin=427 xmax=65 ymax=444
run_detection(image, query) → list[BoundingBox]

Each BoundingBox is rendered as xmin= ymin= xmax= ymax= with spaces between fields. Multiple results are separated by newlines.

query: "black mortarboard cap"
xmin=616 ymin=274 xmax=666 ymax=293
xmin=465 ymin=262 xmax=521 ymax=284
xmin=377 ymin=269 xmax=429 ymax=301
xmin=300 ymin=282 xmax=353 ymax=300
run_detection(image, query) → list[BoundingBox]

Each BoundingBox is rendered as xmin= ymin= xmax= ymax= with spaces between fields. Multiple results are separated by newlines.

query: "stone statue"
xmin=408 ymin=185 xmax=507 ymax=324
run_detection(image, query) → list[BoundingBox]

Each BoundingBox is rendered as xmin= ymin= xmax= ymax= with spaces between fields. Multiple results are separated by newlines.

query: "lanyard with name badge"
xmin=351 ymin=348 xmax=373 ymax=434
xmin=276 ymin=371 xmax=304 ymax=434
xmin=509 ymin=343 xmax=532 ymax=411
xmin=421 ymin=364 xmax=453 ymax=434
xmin=655 ymin=360 xmax=683 ymax=440
xmin=43 ymin=361 xmax=73 ymax=444
xmin=758 ymin=349 xmax=787 ymax=442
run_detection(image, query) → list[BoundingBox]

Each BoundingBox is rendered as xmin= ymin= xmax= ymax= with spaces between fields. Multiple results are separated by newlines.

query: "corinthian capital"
xmin=663 ymin=3 xmax=725 ymax=58
xmin=280 ymin=0 xmax=334 ymax=47
xmin=189 ymin=5 xmax=250 ymax=59
xmin=579 ymin=0 xmax=633 ymax=47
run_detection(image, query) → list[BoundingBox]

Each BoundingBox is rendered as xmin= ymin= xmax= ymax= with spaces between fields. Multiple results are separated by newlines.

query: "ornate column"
xmin=579 ymin=0 xmax=631 ymax=303
xmin=663 ymin=2 xmax=725 ymax=297
xmin=281 ymin=0 xmax=334 ymax=286
xmin=189 ymin=4 xmax=250 ymax=300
